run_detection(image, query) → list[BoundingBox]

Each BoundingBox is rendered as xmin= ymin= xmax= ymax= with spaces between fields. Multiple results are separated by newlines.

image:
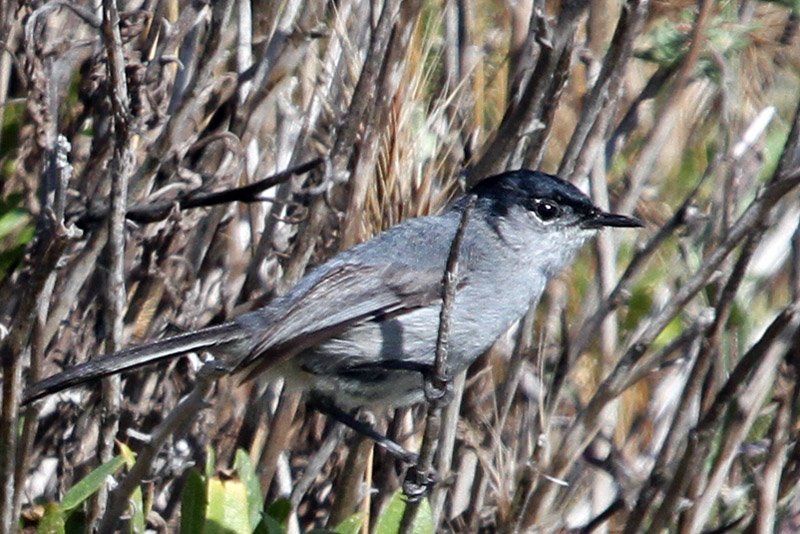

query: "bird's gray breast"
xmin=283 ymin=238 xmax=547 ymax=408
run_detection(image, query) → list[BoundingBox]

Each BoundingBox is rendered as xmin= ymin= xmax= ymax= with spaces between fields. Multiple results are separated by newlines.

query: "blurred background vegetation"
xmin=1 ymin=0 xmax=800 ymax=532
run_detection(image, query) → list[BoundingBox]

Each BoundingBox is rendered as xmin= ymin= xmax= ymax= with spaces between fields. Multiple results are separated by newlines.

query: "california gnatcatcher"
xmin=24 ymin=170 xmax=641 ymax=414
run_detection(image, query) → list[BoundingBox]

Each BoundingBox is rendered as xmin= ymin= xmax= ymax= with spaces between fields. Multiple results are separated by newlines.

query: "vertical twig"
xmin=327 ymin=425 xmax=375 ymax=527
xmin=281 ymin=0 xmax=401 ymax=289
xmin=616 ymin=0 xmax=714 ymax=214
xmin=256 ymin=391 xmax=302 ymax=500
xmin=0 ymin=220 xmax=72 ymax=534
xmin=96 ymin=0 xmax=132 ymax=524
xmin=0 ymin=0 xmax=20 ymax=154
xmin=3 ymin=7 xmax=74 ymax=530
xmin=14 ymin=135 xmax=74 ymax=520
xmin=468 ymin=4 xmax=589 ymax=184
xmin=240 ymin=0 xmax=353 ymax=300
xmin=751 ymin=379 xmax=792 ymax=534
xmin=236 ymin=0 xmax=253 ymax=106
xmin=398 ymin=195 xmax=476 ymax=533
xmin=557 ymin=0 xmax=650 ymax=179
xmin=340 ymin=0 xmax=423 ymax=249
xmin=430 ymin=371 xmax=466 ymax=526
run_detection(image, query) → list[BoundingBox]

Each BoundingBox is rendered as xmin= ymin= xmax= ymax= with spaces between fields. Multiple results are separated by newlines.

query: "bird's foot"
xmin=422 ymin=370 xmax=453 ymax=407
xmin=402 ymin=464 xmax=440 ymax=502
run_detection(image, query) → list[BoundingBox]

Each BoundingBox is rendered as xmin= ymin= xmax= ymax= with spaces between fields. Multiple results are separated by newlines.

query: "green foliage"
xmin=762 ymin=122 xmax=791 ymax=180
xmin=181 ymin=470 xmax=207 ymax=534
xmin=234 ymin=449 xmax=264 ymax=531
xmin=653 ymin=316 xmax=686 ymax=350
xmin=636 ymin=17 xmax=689 ymax=67
xmin=373 ymin=491 xmax=434 ymax=534
xmin=0 ymin=97 xmax=23 ymax=162
xmin=622 ymin=278 xmax=657 ymax=332
xmin=62 ymin=510 xmax=87 ymax=534
xmin=264 ymin=499 xmax=291 ymax=529
xmin=182 ymin=448 xmax=256 ymax=534
xmin=0 ymin=192 xmax=34 ymax=282
xmin=0 ymin=192 xmax=29 ymax=239
xmin=33 ymin=455 xmax=125 ymax=534
xmin=36 ymin=503 xmax=66 ymax=534
xmin=179 ymin=449 xmax=364 ymax=534
xmin=205 ymin=477 xmax=251 ymax=534
xmin=330 ymin=513 xmax=366 ymax=534
xmin=761 ymin=0 xmax=800 ymax=15
xmin=205 ymin=445 xmax=217 ymax=479
xmin=636 ymin=11 xmax=755 ymax=81
xmin=257 ymin=514 xmax=286 ymax=534
xmin=119 ymin=442 xmax=146 ymax=534
xmin=60 ymin=456 xmax=125 ymax=512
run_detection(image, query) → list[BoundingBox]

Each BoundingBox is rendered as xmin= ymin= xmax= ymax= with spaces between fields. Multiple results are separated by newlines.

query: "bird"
xmin=23 ymin=169 xmax=642 ymax=427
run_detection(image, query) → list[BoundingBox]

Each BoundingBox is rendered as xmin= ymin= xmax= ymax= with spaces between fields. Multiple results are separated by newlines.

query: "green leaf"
xmin=257 ymin=515 xmax=285 ymax=534
xmin=233 ymin=448 xmax=262 ymax=530
xmin=117 ymin=442 xmax=146 ymax=534
xmin=205 ymin=446 xmax=216 ymax=479
xmin=334 ymin=512 xmax=366 ymax=534
xmin=374 ymin=491 xmax=434 ymax=534
xmin=63 ymin=510 xmax=87 ymax=534
xmin=0 ymin=206 xmax=30 ymax=240
xmin=265 ymin=498 xmax=292 ymax=527
xmin=0 ymin=195 xmax=33 ymax=282
xmin=252 ymin=518 xmax=271 ymax=534
xmin=0 ymin=242 xmax=29 ymax=282
xmin=61 ymin=455 xmax=126 ymax=511
xmin=37 ymin=503 xmax=65 ymax=534
xmin=0 ymin=192 xmax=22 ymax=214
xmin=118 ymin=442 xmax=136 ymax=468
xmin=181 ymin=469 xmax=207 ymax=534
xmin=204 ymin=476 xmax=250 ymax=534
xmin=127 ymin=487 xmax=146 ymax=534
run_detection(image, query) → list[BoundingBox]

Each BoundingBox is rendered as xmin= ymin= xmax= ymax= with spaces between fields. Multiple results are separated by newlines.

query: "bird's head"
xmin=461 ymin=169 xmax=643 ymax=273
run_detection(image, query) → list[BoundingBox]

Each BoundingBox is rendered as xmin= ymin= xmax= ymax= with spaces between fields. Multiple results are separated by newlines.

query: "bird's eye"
xmin=534 ymin=200 xmax=561 ymax=221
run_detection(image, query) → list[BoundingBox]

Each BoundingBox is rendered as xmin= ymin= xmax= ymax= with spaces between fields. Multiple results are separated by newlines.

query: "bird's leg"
xmin=308 ymin=395 xmax=444 ymax=500
xmin=307 ymin=396 xmax=418 ymax=466
xmin=339 ymin=361 xmax=453 ymax=499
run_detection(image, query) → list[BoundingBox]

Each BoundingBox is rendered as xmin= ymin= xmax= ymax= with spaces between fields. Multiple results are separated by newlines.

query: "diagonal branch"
xmin=74 ymin=158 xmax=323 ymax=227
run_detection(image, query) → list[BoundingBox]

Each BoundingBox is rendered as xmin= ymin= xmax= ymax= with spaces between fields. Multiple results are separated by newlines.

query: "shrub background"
xmin=1 ymin=0 xmax=800 ymax=532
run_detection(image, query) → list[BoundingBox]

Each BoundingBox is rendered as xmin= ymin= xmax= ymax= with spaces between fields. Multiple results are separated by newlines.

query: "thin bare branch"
xmin=399 ymin=195 xmax=476 ymax=533
xmin=98 ymin=363 xmax=223 ymax=532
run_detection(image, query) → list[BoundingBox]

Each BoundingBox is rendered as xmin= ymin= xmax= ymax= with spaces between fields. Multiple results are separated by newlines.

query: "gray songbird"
xmin=24 ymin=170 xmax=642 ymax=412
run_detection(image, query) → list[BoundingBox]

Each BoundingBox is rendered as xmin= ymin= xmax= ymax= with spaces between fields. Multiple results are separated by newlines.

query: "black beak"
xmin=582 ymin=210 xmax=644 ymax=229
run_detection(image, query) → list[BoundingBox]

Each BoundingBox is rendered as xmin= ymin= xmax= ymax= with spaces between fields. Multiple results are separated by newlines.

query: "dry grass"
xmin=1 ymin=0 xmax=800 ymax=532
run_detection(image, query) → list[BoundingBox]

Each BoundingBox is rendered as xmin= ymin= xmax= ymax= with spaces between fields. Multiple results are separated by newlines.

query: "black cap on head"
xmin=468 ymin=169 xmax=643 ymax=228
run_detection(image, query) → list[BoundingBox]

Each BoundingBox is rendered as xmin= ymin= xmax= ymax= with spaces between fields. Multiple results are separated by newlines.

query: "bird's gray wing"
xmin=234 ymin=260 xmax=447 ymax=381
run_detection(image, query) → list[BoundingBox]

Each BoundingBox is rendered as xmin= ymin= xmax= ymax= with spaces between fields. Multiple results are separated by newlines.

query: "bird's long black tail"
xmin=23 ymin=322 xmax=244 ymax=405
